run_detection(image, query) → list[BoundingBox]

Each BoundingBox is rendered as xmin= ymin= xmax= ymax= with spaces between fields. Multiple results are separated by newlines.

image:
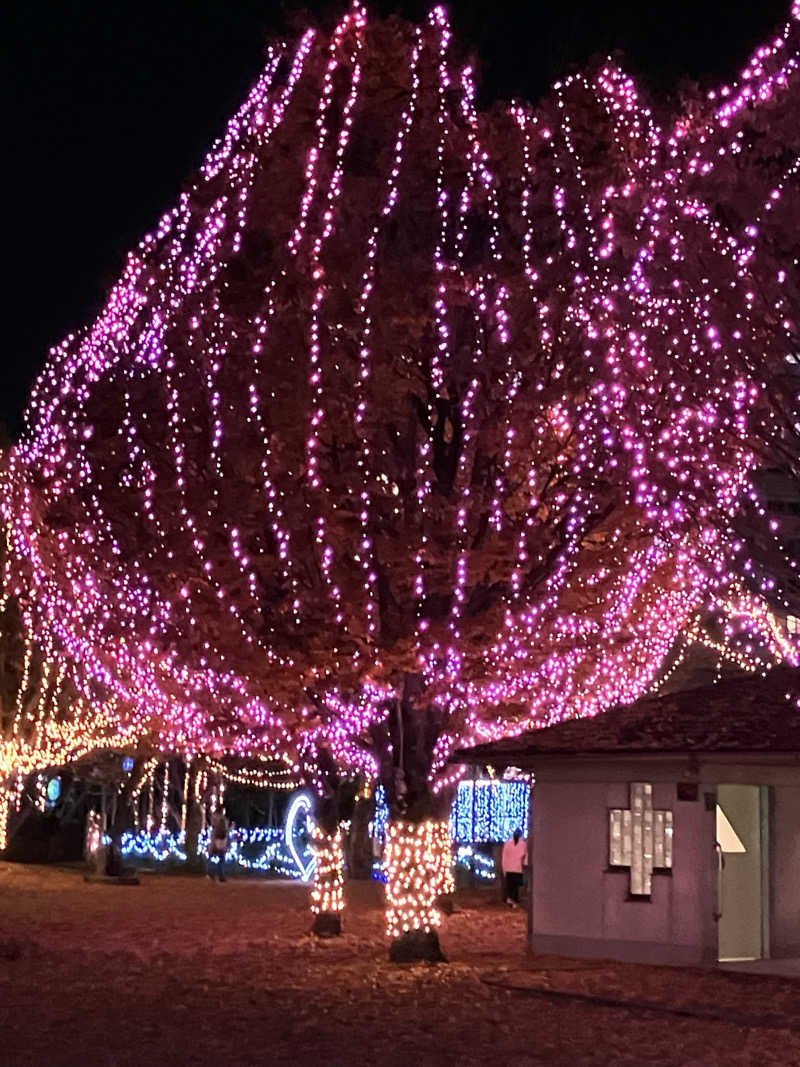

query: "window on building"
xmin=609 ymin=782 xmax=673 ymax=896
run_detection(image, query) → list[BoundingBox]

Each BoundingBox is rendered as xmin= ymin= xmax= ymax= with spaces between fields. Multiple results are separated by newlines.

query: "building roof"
xmin=454 ymin=666 xmax=800 ymax=765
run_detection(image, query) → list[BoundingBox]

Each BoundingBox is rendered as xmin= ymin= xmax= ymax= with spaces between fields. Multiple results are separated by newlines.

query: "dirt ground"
xmin=1 ymin=864 xmax=799 ymax=1066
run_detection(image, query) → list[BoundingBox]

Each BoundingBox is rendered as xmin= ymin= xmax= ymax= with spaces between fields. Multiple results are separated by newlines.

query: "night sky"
xmin=5 ymin=0 xmax=790 ymax=433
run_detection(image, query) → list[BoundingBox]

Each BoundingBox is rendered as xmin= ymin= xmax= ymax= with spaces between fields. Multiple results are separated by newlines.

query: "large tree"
xmin=2 ymin=5 xmax=798 ymax=956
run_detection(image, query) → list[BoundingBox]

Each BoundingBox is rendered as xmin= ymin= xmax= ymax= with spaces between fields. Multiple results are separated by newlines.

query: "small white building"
xmin=459 ymin=667 xmax=800 ymax=967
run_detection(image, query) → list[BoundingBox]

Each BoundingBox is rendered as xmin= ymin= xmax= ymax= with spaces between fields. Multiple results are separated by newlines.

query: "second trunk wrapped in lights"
xmin=310 ymin=824 xmax=345 ymax=937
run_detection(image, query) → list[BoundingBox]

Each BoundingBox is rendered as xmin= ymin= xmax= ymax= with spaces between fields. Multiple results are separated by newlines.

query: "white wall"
xmin=531 ymin=771 xmax=718 ymax=965
xmin=771 ymin=784 xmax=800 ymax=957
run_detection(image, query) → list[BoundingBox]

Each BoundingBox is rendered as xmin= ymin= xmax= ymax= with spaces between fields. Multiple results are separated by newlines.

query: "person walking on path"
xmin=208 ymin=809 xmax=229 ymax=882
xmin=501 ymin=828 xmax=527 ymax=906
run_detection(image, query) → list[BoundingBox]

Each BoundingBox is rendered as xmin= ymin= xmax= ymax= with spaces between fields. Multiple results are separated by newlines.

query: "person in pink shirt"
xmin=501 ymin=828 xmax=527 ymax=906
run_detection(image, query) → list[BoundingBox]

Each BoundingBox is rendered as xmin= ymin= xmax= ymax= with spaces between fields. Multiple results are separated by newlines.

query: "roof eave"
xmin=452 ymin=748 xmax=800 ymax=768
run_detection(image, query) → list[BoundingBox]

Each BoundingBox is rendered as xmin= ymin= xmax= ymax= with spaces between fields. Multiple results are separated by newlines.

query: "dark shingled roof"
xmin=455 ymin=666 xmax=800 ymax=763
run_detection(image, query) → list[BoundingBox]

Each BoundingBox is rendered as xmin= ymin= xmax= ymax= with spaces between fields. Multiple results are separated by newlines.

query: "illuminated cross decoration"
xmin=609 ymin=782 xmax=674 ymax=896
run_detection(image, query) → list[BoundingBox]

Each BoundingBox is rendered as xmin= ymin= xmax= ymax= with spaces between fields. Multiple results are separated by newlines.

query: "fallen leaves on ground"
xmin=0 ymin=864 xmax=798 ymax=1067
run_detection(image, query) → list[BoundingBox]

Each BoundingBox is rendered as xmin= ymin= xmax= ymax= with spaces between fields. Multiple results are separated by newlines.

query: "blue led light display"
xmin=115 ymin=781 xmax=528 ymax=880
xmin=449 ymin=779 xmax=530 ymax=843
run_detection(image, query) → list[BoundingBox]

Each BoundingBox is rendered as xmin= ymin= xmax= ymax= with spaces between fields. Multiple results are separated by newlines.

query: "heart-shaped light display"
xmin=285 ymin=792 xmax=315 ymax=882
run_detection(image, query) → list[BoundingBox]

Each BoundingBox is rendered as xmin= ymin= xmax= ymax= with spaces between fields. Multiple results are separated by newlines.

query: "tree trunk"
xmin=103 ymin=757 xmax=151 ymax=876
xmin=344 ymin=791 xmax=374 ymax=879
xmin=184 ymin=796 xmax=205 ymax=872
xmin=435 ymin=819 xmax=456 ymax=914
xmin=385 ymin=815 xmax=451 ymax=962
xmin=84 ymin=809 xmax=105 ymax=873
xmin=184 ymin=762 xmax=206 ymax=873
xmin=0 ymin=788 xmax=8 ymax=853
xmin=310 ymin=794 xmax=344 ymax=937
xmin=378 ymin=675 xmax=456 ymax=963
xmin=109 ymin=758 xmax=146 ymax=848
xmin=302 ymin=743 xmax=360 ymax=937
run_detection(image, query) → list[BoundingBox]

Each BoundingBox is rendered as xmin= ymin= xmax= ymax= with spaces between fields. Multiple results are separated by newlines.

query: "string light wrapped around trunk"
xmin=0 ymin=789 xmax=9 ymax=852
xmin=385 ymin=819 xmax=450 ymax=941
xmin=310 ymin=824 xmax=345 ymax=937
xmin=434 ymin=820 xmax=455 ymax=897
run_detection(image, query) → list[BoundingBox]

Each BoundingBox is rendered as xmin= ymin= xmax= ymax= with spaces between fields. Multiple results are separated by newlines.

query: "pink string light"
xmin=1 ymin=5 xmax=797 ymax=792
